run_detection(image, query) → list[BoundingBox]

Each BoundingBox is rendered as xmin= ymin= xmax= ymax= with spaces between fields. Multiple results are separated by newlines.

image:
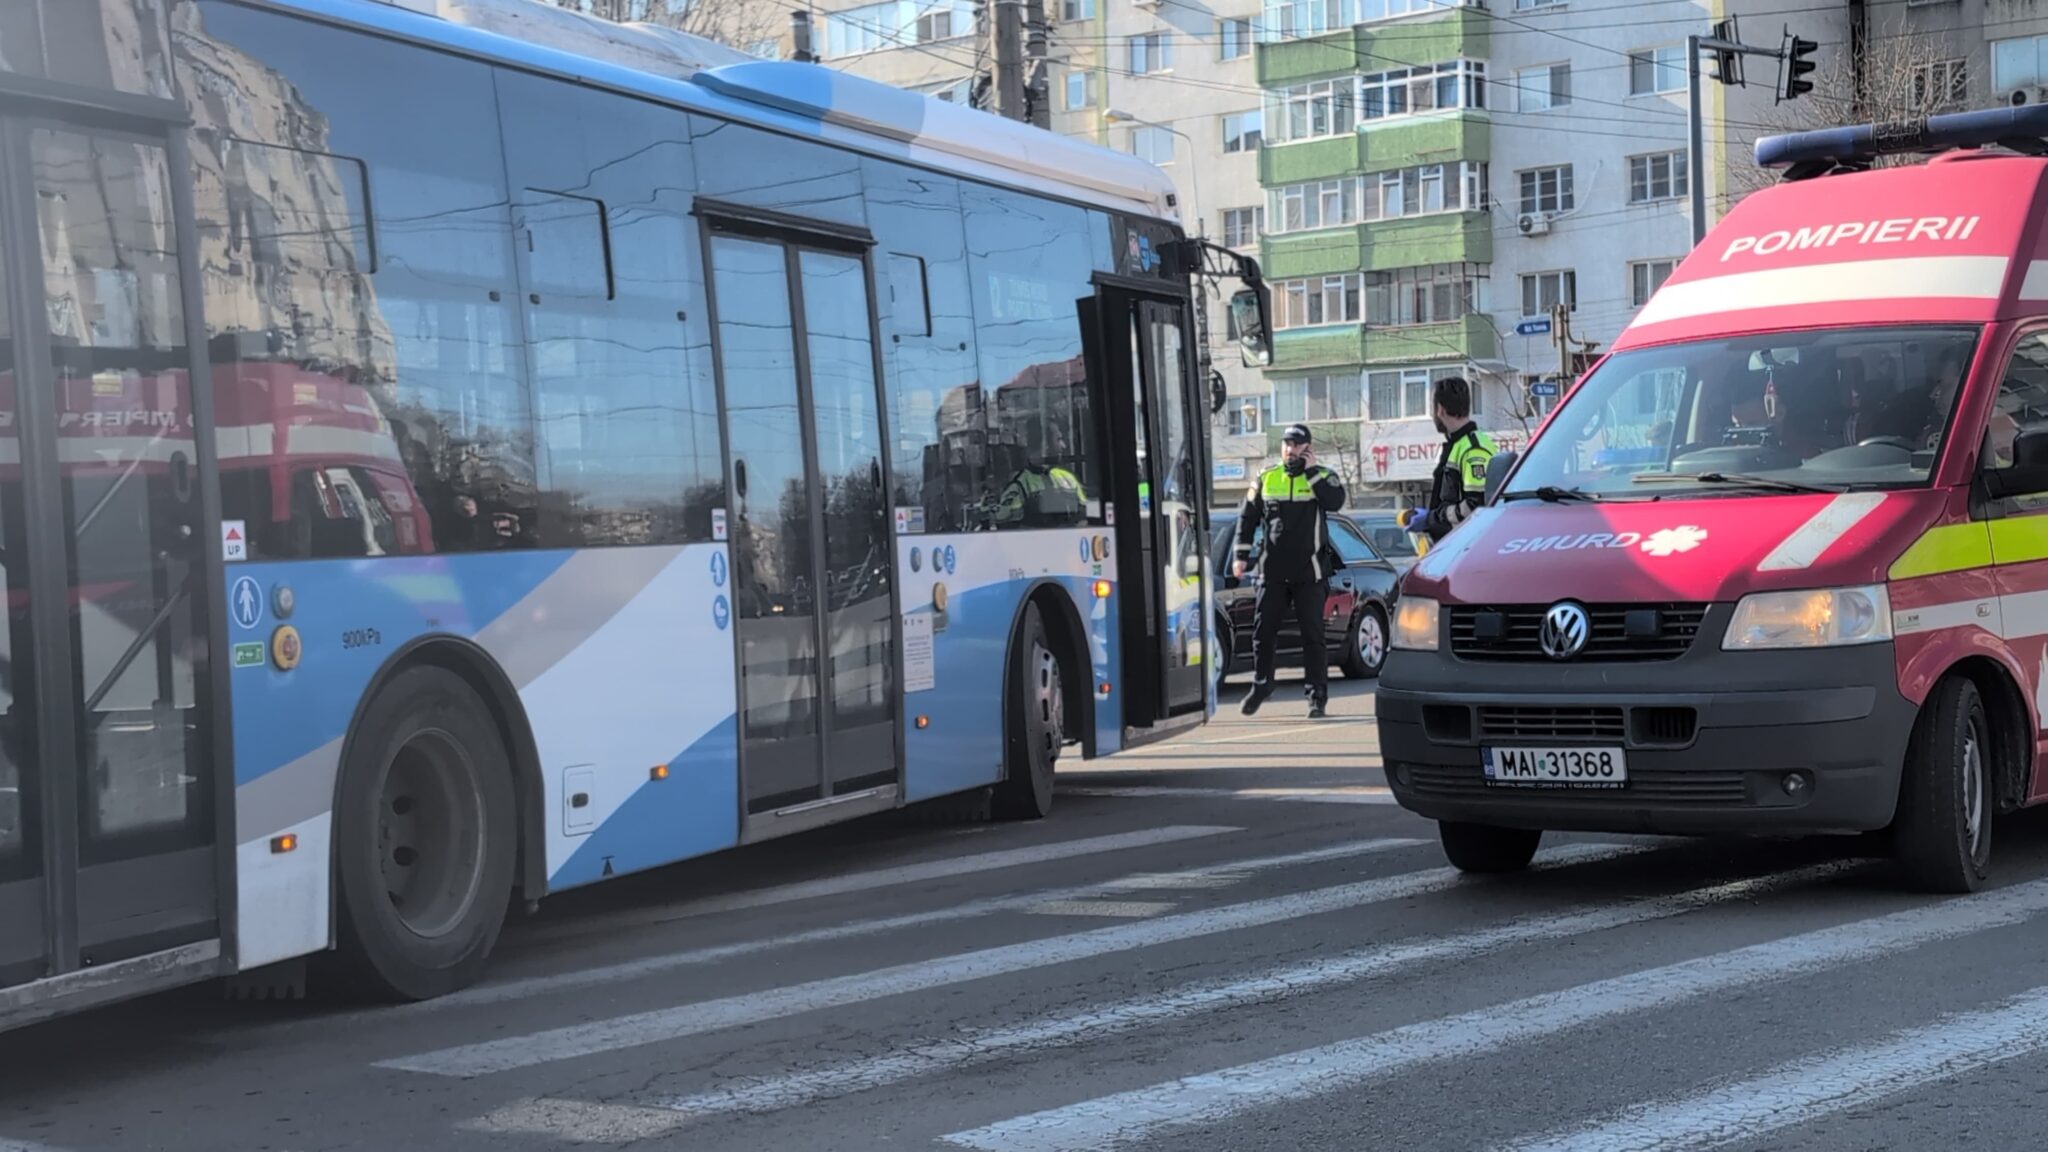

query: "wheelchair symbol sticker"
xmin=942 ymin=546 xmax=956 ymax=574
xmin=712 ymin=594 xmax=730 ymax=630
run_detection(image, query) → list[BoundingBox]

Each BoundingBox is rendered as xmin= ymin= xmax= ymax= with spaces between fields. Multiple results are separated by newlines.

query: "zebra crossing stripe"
xmin=940 ymin=876 xmax=2048 ymax=1152
xmin=641 ymin=862 xmax=1854 ymax=1123
xmin=375 ymin=844 xmax=1637 ymax=1077
xmin=1502 ymin=983 xmax=2048 ymax=1152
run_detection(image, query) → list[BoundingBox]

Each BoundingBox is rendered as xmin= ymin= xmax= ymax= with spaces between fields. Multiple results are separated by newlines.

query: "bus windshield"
xmin=1503 ymin=325 xmax=1983 ymax=500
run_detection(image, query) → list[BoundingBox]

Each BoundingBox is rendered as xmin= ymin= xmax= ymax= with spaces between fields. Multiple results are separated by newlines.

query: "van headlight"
xmin=1721 ymin=585 xmax=1892 ymax=650
xmin=1392 ymin=597 xmax=1441 ymax=651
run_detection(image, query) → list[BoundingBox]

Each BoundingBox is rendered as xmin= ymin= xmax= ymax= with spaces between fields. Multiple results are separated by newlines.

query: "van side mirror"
xmin=1209 ymin=368 xmax=1228 ymax=414
xmin=1481 ymin=449 xmax=1518 ymax=505
xmin=1985 ymin=429 xmax=2048 ymax=499
xmin=1230 ymin=286 xmax=1272 ymax=368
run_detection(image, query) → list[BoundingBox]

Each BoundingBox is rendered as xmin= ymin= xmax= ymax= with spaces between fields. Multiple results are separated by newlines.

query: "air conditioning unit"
xmin=1517 ymin=212 xmax=1552 ymax=236
xmin=2010 ymin=86 xmax=2048 ymax=107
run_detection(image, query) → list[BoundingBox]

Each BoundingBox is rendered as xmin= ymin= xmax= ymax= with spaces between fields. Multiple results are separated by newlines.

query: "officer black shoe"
xmin=1241 ymin=683 xmax=1274 ymax=715
xmin=1307 ymin=695 xmax=1328 ymax=719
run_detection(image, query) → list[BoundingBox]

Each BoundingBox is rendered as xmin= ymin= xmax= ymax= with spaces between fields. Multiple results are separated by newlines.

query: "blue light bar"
xmin=1755 ymin=104 xmax=2048 ymax=177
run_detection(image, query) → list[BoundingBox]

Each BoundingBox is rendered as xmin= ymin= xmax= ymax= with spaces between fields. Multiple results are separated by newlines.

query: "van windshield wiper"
xmin=1498 ymin=486 xmax=1600 ymax=503
xmin=1629 ymin=471 xmax=1841 ymax=495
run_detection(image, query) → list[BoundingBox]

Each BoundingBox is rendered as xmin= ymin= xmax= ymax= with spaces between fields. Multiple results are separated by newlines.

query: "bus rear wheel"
xmin=993 ymin=601 xmax=1063 ymax=821
xmin=331 ymin=666 xmax=516 ymax=1001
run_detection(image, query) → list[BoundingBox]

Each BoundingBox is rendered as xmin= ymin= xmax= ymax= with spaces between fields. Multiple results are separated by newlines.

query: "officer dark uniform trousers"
xmin=1234 ymin=425 xmax=1347 ymax=717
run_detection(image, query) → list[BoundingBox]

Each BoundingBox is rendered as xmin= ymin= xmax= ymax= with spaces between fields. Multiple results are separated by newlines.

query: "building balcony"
xmin=1255 ymin=6 xmax=1491 ymax=87
xmin=1263 ymin=211 xmax=1492 ymax=280
xmin=1260 ymin=110 xmax=1489 ymax=186
xmin=1270 ymin=312 xmax=1498 ymax=371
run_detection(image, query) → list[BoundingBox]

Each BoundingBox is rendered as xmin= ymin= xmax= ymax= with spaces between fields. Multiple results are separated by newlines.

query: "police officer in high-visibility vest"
xmin=1400 ymin=376 xmax=1496 ymax=544
xmin=1233 ymin=423 xmax=1347 ymax=718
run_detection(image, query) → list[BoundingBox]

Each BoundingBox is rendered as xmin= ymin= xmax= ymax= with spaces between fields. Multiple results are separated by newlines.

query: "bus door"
xmin=0 ymin=114 xmax=226 ymax=1008
xmin=703 ymin=217 xmax=903 ymax=838
xmin=1090 ymin=285 xmax=1209 ymax=730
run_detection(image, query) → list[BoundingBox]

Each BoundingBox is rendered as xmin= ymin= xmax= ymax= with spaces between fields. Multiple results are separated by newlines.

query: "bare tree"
xmin=551 ymin=0 xmax=784 ymax=53
xmin=1728 ymin=20 xmax=1964 ymax=200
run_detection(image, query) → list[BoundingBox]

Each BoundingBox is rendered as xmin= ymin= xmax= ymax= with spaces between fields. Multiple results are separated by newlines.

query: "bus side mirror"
xmin=1230 ymin=287 xmax=1272 ymax=369
xmin=1209 ymin=369 xmax=1227 ymax=414
xmin=1482 ymin=450 xmax=1517 ymax=505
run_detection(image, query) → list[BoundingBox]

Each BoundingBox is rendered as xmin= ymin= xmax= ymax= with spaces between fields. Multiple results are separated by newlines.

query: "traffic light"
xmin=1709 ymin=17 xmax=1742 ymax=86
xmin=1781 ymin=34 xmax=1817 ymax=102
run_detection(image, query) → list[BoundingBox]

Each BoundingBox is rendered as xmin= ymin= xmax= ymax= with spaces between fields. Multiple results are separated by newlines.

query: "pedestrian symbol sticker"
xmin=231 ymin=577 xmax=263 ymax=631
xmin=710 ymin=552 xmax=727 ymax=588
xmin=712 ymin=594 xmax=730 ymax=630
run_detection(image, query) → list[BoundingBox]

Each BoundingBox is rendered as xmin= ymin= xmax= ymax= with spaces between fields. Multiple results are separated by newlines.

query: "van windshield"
xmin=1503 ymin=325 xmax=1982 ymax=500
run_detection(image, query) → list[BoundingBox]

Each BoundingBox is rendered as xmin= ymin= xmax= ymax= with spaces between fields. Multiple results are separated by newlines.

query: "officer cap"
xmin=1281 ymin=423 xmax=1312 ymax=444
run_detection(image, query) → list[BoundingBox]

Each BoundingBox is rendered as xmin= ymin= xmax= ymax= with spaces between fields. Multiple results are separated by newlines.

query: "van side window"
xmin=1983 ymin=334 xmax=2048 ymax=493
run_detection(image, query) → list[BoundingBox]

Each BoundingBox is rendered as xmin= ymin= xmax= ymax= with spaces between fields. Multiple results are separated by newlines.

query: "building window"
xmin=1994 ymin=35 xmax=2048 ymax=91
xmin=1367 ymin=263 xmax=1487 ymax=327
xmin=1514 ymin=0 xmax=1564 ymax=10
xmin=1222 ymin=206 xmax=1265 ymax=248
xmin=1277 ymin=275 xmax=1364 ymax=329
xmin=1913 ymin=59 xmax=1968 ymax=111
xmin=1272 ymin=375 xmax=1364 ymax=422
xmin=1222 ymin=110 xmax=1263 ymax=153
xmin=1520 ymin=270 xmax=1576 ymax=318
xmin=1629 ymin=45 xmax=1687 ymax=95
xmin=1225 ymin=394 xmax=1271 ymax=434
xmin=1517 ymin=63 xmax=1570 ymax=111
xmin=1064 ymin=69 xmax=1096 ymax=109
xmin=1266 ymin=163 xmax=1486 ymax=235
xmin=1220 ymin=17 xmax=1254 ymax=59
xmin=824 ymin=0 xmax=974 ymax=57
xmin=1259 ymin=0 xmax=1464 ymax=41
xmin=923 ymin=77 xmax=973 ymax=102
xmin=1630 ymin=259 xmax=1677 ymax=307
xmin=1263 ymin=78 xmax=1355 ymax=144
xmin=1129 ymin=124 xmax=1175 ymax=164
xmin=1357 ymin=60 xmax=1487 ymax=122
xmin=1367 ymin=365 xmax=1470 ymax=421
xmin=1627 ymin=151 xmax=1688 ymax=202
xmin=1129 ymin=32 xmax=1172 ymax=74
xmin=1060 ymin=0 xmax=1095 ymax=18
xmin=745 ymin=38 xmax=782 ymax=58
xmin=1518 ymin=165 xmax=1573 ymax=215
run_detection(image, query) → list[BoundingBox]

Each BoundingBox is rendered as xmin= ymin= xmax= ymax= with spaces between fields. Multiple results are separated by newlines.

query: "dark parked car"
xmin=1208 ymin=510 xmax=1402 ymax=690
xmin=1352 ymin=513 xmax=1422 ymax=573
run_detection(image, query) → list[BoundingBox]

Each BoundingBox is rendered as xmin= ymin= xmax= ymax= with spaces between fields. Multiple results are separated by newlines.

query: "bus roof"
xmin=1612 ymin=150 xmax=2048 ymax=352
xmin=292 ymin=0 xmax=1181 ymax=220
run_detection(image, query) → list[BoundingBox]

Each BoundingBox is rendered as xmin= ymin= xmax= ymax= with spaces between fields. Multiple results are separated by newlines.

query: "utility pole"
xmin=1023 ymin=0 xmax=1049 ymax=129
xmin=991 ymin=0 xmax=1026 ymax=122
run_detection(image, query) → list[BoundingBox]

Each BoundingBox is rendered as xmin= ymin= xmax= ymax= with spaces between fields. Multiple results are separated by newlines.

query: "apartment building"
xmin=1249 ymin=0 xmax=1852 ymax=507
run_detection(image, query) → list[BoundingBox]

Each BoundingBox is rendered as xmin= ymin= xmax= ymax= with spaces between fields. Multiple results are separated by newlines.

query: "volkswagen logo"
xmin=1539 ymin=601 xmax=1591 ymax=660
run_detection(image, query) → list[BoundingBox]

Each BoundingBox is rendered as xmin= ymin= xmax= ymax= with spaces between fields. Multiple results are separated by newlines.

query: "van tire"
xmin=1439 ymin=820 xmax=1542 ymax=874
xmin=993 ymin=602 xmax=1061 ymax=820
xmin=330 ymin=666 xmax=516 ymax=1001
xmin=1892 ymin=676 xmax=1993 ymax=894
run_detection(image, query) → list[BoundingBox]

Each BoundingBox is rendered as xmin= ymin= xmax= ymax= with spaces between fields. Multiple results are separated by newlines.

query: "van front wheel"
xmin=1438 ymin=820 xmax=1541 ymax=874
xmin=1892 ymin=676 xmax=1993 ymax=894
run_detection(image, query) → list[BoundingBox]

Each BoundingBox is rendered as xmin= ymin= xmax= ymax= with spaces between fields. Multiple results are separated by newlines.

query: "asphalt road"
xmin=5 ymin=675 xmax=2048 ymax=1152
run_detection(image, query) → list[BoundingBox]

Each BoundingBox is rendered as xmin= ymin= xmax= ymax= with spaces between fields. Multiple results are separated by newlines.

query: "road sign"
xmin=1529 ymin=380 xmax=1561 ymax=398
xmin=1514 ymin=319 xmax=1552 ymax=337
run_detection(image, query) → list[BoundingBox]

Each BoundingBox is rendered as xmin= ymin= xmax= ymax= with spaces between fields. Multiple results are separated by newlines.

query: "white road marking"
xmin=517 ymin=824 xmax=1240 ymax=945
xmin=1026 ymin=900 xmax=1177 ymax=918
xmin=459 ymin=1098 xmax=691 ymax=1144
xmin=1063 ymin=785 xmax=1398 ymax=805
xmin=1504 ymin=983 xmax=2048 ymax=1152
xmin=376 ymin=843 xmax=1638 ymax=1077
xmin=940 ymin=876 xmax=2048 ymax=1152
xmin=409 ymin=837 xmax=1428 ymax=1013
xmin=0 ymin=1140 xmax=76 ymax=1152
xmin=641 ymin=862 xmax=1852 ymax=1124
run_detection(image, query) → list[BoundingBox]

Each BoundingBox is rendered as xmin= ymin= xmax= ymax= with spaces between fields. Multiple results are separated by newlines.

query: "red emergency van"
xmin=1380 ymin=106 xmax=2048 ymax=894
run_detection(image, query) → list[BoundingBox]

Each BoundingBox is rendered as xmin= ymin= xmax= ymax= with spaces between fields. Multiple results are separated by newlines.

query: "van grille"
xmin=1477 ymin=705 xmax=1626 ymax=742
xmin=1449 ymin=603 xmax=1709 ymax=662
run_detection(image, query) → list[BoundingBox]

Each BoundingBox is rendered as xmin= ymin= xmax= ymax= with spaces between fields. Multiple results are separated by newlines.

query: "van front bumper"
xmin=1377 ymin=637 xmax=1918 ymax=837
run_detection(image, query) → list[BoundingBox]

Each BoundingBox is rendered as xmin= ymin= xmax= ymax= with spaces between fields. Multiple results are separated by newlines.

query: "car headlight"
xmin=1392 ymin=596 xmax=1441 ymax=651
xmin=1721 ymin=585 xmax=1892 ymax=651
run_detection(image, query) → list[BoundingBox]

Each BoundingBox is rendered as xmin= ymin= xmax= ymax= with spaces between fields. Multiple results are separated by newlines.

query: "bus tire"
xmin=993 ymin=601 xmax=1062 ymax=821
xmin=1438 ymin=820 xmax=1541 ymax=874
xmin=331 ymin=665 xmax=516 ymax=1001
xmin=1892 ymin=675 xmax=1992 ymax=894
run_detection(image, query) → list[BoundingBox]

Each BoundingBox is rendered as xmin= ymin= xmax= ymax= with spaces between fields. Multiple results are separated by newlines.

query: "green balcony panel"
xmin=1359 ymin=212 xmax=1492 ymax=273
xmin=1361 ymin=314 xmax=1499 ymax=364
xmin=1357 ymin=111 xmax=1488 ymax=175
xmin=1262 ymin=230 xmax=1363 ymax=281
xmin=1355 ymin=7 xmax=1489 ymax=68
xmin=1257 ymin=31 xmax=1361 ymax=87
xmin=1272 ymin=327 xmax=1368 ymax=372
xmin=1260 ymin=135 xmax=1362 ymax=187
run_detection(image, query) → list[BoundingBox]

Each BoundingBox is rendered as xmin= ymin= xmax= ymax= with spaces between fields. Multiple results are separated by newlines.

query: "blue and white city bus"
xmin=0 ymin=0 xmax=1271 ymax=1026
